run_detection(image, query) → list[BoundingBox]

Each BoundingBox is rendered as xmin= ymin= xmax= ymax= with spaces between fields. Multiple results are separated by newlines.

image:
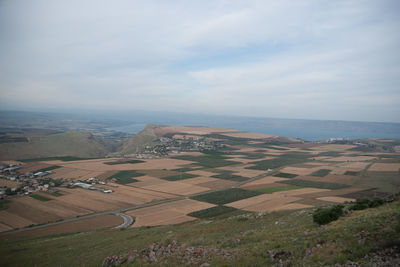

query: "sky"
xmin=0 ymin=0 xmax=399 ymax=123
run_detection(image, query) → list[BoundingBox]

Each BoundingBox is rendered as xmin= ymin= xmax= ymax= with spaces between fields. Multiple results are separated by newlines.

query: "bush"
xmin=349 ymin=197 xmax=385 ymax=210
xmin=313 ymin=204 xmax=344 ymax=225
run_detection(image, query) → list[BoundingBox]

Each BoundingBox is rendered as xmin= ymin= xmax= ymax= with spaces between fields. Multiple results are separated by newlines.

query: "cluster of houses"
xmin=0 ymin=164 xmax=64 ymax=197
xmin=73 ymin=177 xmax=112 ymax=194
xmin=0 ymin=163 xmax=113 ymax=198
xmin=126 ymin=135 xmax=223 ymax=159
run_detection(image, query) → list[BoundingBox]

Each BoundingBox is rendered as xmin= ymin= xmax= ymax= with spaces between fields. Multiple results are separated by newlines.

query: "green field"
xmin=310 ymin=169 xmax=332 ymax=177
xmin=104 ymin=160 xmax=145 ymax=165
xmin=173 ymin=154 xmax=239 ymax=168
xmin=317 ymin=151 xmax=343 ymax=157
xmin=162 ymin=173 xmax=198 ymax=181
xmin=246 ymin=153 xmax=313 ymax=170
xmin=0 ymin=199 xmax=10 ymax=210
xmin=262 ymin=146 xmax=289 ymax=150
xmin=211 ymin=173 xmax=248 ymax=182
xmin=107 ymin=170 xmax=145 ymax=184
xmin=274 ymin=172 xmax=298 ymax=178
xmin=255 ymin=185 xmax=304 ymax=194
xmin=191 ymin=188 xmax=262 ymax=205
xmin=171 ymin=167 xmax=200 ymax=172
xmin=42 ymin=191 xmax=63 ymax=197
xmin=29 ymin=194 xmax=52 ymax=202
xmin=188 ymin=205 xmax=238 ymax=218
xmin=353 ymin=171 xmax=400 ymax=193
xmin=281 ymin=179 xmax=350 ymax=190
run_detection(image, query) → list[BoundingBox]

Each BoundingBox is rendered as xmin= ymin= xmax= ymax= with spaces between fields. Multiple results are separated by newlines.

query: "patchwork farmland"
xmin=1 ymin=125 xmax=399 ymax=239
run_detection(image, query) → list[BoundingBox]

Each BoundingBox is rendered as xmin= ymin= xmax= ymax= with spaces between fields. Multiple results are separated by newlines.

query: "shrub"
xmin=313 ymin=204 xmax=344 ymax=225
xmin=349 ymin=197 xmax=385 ymax=210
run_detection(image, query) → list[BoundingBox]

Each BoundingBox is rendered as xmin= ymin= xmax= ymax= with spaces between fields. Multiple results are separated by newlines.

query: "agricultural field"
xmin=0 ymin=125 xmax=399 ymax=241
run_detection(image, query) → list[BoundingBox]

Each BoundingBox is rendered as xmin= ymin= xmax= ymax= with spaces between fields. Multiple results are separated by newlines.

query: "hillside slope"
xmin=1 ymin=200 xmax=399 ymax=266
xmin=0 ymin=132 xmax=109 ymax=160
xmin=119 ymin=124 xmax=162 ymax=155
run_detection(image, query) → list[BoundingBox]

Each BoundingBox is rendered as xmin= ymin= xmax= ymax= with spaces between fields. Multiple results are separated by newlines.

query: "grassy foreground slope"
xmin=0 ymin=132 xmax=109 ymax=160
xmin=1 ymin=200 xmax=399 ymax=266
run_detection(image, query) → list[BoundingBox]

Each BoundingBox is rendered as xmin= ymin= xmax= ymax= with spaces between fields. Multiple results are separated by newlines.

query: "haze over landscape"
xmin=1 ymin=0 xmax=400 ymax=122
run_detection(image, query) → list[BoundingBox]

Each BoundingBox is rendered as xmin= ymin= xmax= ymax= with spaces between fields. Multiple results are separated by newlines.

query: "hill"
xmin=119 ymin=124 xmax=162 ymax=155
xmin=1 ymin=199 xmax=399 ymax=266
xmin=0 ymin=132 xmax=109 ymax=160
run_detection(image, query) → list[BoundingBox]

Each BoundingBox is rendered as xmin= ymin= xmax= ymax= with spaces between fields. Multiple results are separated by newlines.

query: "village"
xmin=0 ymin=163 xmax=112 ymax=198
xmin=126 ymin=135 xmax=224 ymax=158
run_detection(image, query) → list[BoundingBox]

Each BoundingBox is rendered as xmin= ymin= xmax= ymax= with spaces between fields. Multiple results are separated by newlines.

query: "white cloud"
xmin=0 ymin=0 xmax=399 ymax=122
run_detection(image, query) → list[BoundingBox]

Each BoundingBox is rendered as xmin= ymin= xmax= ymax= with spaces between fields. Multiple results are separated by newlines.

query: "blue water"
xmin=108 ymin=113 xmax=400 ymax=141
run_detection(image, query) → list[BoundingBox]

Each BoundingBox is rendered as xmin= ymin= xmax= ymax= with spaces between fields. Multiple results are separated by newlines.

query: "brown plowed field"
xmin=18 ymin=163 xmax=52 ymax=173
xmin=240 ymin=176 xmax=288 ymax=187
xmin=2 ymin=214 xmax=122 ymax=239
xmin=7 ymin=200 xmax=61 ymax=224
xmin=14 ymin=195 xmax=91 ymax=218
xmin=0 ymin=223 xmax=12 ymax=232
xmin=369 ymin=163 xmax=400 ymax=172
xmin=0 ymin=179 xmax=21 ymax=188
xmin=235 ymin=196 xmax=303 ymax=212
xmin=0 ymin=211 xmax=34 ymax=229
xmin=317 ymin=196 xmax=355 ymax=203
xmin=127 ymin=199 xmax=215 ymax=227
xmin=299 ymin=174 xmax=355 ymax=184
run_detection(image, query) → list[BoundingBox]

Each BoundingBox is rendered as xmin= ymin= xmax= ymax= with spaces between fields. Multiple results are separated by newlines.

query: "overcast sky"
xmin=0 ymin=0 xmax=399 ymax=122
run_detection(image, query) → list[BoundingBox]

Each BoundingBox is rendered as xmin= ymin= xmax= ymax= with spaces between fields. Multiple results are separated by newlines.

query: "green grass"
xmin=255 ymin=185 xmax=304 ymax=194
xmin=42 ymin=191 xmax=63 ymax=197
xmin=1 ymin=200 xmax=398 ymax=266
xmin=281 ymin=179 xmax=350 ymax=190
xmin=246 ymin=153 xmax=313 ymax=170
xmin=211 ymin=173 xmax=248 ymax=182
xmin=317 ymin=151 xmax=343 ymax=157
xmin=107 ymin=170 xmax=145 ymax=184
xmin=29 ymin=194 xmax=52 ymax=202
xmin=20 ymin=156 xmax=98 ymax=162
xmin=0 ymin=199 xmax=10 ymax=210
xmin=353 ymin=171 xmax=400 ymax=193
xmin=171 ymin=167 xmax=200 ymax=172
xmin=188 ymin=206 xmax=238 ymax=218
xmin=344 ymin=171 xmax=360 ymax=176
xmin=173 ymin=154 xmax=239 ymax=168
xmin=33 ymin=165 xmax=61 ymax=172
xmin=162 ymin=173 xmax=198 ymax=181
xmin=262 ymin=146 xmax=289 ymax=150
xmin=104 ymin=160 xmax=145 ymax=165
xmin=191 ymin=188 xmax=262 ymax=205
xmin=310 ymin=169 xmax=332 ymax=177
xmin=274 ymin=172 xmax=298 ymax=178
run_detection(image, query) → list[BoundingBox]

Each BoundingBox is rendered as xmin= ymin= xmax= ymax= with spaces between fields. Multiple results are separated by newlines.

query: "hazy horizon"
xmin=1 ymin=1 xmax=400 ymax=123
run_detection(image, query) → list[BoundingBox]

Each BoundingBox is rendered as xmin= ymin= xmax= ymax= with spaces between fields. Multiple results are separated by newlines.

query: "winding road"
xmin=0 ymin=168 xmax=280 ymax=237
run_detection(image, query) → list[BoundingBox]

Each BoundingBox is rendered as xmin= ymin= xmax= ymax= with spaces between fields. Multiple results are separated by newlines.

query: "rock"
xmin=200 ymin=263 xmax=210 ymax=267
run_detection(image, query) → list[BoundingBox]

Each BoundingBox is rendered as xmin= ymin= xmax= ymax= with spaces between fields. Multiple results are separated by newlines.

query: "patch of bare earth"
xmin=3 ymin=214 xmax=122 ymax=239
xmin=127 ymin=199 xmax=215 ymax=227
